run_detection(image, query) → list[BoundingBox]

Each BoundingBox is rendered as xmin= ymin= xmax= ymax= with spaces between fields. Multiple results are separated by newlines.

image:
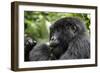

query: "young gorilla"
xmin=50 ymin=17 xmax=90 ymax=59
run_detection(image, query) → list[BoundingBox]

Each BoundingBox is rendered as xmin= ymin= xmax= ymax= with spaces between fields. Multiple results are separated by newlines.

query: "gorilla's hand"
xmin=29 ymin=44 xmax=51 ymax=61
xmin=24 ymin=37 xmax=37 ymax=61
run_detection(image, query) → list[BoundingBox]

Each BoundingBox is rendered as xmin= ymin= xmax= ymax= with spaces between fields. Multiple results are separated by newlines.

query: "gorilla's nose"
xmin=51 ymin=36 xmax=56 ymax=41
xmin=50 ymin=37 xmax=59 ymax=47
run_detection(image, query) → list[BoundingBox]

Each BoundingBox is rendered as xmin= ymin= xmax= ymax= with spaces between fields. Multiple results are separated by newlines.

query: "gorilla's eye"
xmin=71 ymin=25 xmax=77 ymax=32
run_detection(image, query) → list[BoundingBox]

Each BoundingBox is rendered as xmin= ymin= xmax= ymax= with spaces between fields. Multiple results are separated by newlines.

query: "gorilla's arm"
xmin=60 ymin=35 xmax=90 ymax=59
xmin=29 ymin=44 xmax=51 ymax=61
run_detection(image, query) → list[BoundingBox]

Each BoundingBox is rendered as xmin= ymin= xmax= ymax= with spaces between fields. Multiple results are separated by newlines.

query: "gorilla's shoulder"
xmin=69 ymin=33 xmax=90 ymax=50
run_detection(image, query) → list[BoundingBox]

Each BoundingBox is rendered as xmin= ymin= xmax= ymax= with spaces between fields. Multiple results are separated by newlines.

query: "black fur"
xmin=29 ymin=44 xmax=51 ymax=61
xmin=24 ymin=37 xmax=37 ymax=61
xmin=50 ymin=17 xmax=90 ymax=59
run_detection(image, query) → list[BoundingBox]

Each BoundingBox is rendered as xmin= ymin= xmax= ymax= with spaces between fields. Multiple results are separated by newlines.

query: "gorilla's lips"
xmin=49 ymin=40 xmax=59 ymax=48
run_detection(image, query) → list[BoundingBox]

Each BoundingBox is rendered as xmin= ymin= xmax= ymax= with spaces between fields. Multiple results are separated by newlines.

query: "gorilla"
xmin=50 ymin=17 xmax=90 ymax=59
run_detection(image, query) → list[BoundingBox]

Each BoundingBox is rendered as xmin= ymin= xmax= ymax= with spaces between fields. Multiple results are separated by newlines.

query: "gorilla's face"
xmin=49 ymin=17 xmax=86 ymax=59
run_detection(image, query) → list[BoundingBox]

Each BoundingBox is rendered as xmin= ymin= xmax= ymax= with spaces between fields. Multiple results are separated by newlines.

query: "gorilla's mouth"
xmin=50 ymin=42 xmax=59 ymax=48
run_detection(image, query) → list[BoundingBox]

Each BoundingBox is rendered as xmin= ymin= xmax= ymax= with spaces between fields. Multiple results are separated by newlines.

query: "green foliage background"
xmin=24 ymin=11 xmax=90 ymax=43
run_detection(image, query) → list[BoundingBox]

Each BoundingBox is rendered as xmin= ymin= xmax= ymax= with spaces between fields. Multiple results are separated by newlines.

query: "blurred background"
xmin=24 ymin=11 xmax=90 ymax=43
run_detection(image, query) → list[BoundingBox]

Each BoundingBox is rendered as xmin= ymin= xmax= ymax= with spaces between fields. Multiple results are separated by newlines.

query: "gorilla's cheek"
xmin=62 ymin=31 xmax=75 ymax=42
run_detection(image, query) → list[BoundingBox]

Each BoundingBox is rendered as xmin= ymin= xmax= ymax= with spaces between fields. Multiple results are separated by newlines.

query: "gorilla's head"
xmin=49 ymin=17 xmax=86 ymax=59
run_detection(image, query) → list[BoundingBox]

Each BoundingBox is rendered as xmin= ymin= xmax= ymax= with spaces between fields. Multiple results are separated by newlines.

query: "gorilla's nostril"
xmin=51 ymin=36 xmax=56 ymax=41
xmin=51 ymin=37 xmax=54 ymax=40
xmin=51 ymin=37 xmax=53 ymax=40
